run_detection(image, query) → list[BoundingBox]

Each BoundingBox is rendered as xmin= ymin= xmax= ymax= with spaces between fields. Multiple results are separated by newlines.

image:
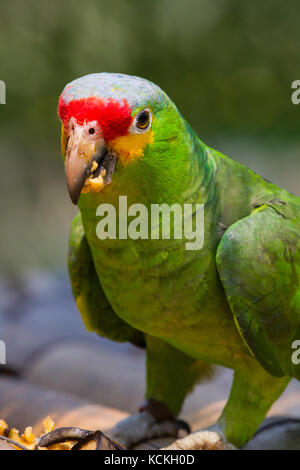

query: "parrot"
xmin=54 ymin=72 xmax=300 ymax=450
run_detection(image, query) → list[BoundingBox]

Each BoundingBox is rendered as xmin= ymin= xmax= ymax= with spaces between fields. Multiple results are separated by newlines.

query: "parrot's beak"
xmin=65 ymin=123 xmax=116 ymax=205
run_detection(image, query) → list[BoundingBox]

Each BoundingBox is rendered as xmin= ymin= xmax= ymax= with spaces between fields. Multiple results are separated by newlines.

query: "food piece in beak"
xmin=81 ymin=151 xmax=116 ymax=195
xmin=65 ymin=124 xmax=116 ymax=204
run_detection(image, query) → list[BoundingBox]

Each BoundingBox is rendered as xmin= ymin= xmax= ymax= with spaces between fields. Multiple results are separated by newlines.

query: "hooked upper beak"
xmin=65 ymin=124 xmax=115 ymax=204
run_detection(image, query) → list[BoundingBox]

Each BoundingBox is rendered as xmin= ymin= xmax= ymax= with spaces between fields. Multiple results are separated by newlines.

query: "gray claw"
xmin=175 ymin=419 xmax=191 ymax=435
xmin=111 ymin=411 xmax=191 ymax=449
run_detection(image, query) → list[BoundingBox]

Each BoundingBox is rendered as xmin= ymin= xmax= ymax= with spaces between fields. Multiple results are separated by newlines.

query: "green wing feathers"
xmin=68 ymin=213 xmax=145 ymax=347
xmin=216 ymin=199 xmax=300 ymax=378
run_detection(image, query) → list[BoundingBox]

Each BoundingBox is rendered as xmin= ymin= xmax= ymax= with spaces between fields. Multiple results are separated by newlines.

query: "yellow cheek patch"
xmin=109 ymin=130 xmax=153 ymax=164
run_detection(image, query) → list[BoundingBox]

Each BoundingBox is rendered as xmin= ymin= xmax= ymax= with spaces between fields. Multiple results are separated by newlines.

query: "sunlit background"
xmin=0 ymin=0 xmax=299 ymax=274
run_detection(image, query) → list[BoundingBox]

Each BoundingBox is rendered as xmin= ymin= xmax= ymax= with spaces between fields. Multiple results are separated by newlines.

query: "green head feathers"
xmin=58 ymin=73 xmax=201 ymax=206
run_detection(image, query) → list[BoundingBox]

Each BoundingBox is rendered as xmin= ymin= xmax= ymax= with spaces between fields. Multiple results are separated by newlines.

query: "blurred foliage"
xmin=1 ymin=0 xmax=300 ymax=142
xmin=0 ymin=0 xmax=299 ymax=273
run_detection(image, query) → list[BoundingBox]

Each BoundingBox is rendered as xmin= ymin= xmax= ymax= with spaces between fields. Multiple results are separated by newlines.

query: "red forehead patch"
xmin=58 ymin=96 xmax=133 ymax=142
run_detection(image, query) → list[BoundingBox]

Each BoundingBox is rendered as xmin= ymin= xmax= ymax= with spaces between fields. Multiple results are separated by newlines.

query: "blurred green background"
xmin=0 ymin=0 xmax=299 ymax=275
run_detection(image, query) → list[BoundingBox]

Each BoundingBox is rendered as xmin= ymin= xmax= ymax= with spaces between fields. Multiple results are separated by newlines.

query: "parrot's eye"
xmin=135 ymin=109 xmax=151 ymax=131
xmin=83 ymin=120 xmax=102 ymax=139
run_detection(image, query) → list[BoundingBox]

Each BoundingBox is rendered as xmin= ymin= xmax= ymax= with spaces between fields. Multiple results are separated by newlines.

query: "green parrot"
xmin=56 ymin=73 xmax=300 ymax=450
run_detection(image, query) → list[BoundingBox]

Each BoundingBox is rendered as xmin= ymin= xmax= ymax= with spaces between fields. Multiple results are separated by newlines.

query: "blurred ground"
xmin=0 ymin=272 xmax=300 ymax=449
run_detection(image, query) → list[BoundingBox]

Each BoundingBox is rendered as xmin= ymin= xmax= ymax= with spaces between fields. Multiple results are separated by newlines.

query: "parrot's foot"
xmin=162 ymin=425 xmax=237 ymax=450
xmin=37 ymin=427 xmax=125 ymax=450
xmin=110 ymin=411 xmax=190 ymax=449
